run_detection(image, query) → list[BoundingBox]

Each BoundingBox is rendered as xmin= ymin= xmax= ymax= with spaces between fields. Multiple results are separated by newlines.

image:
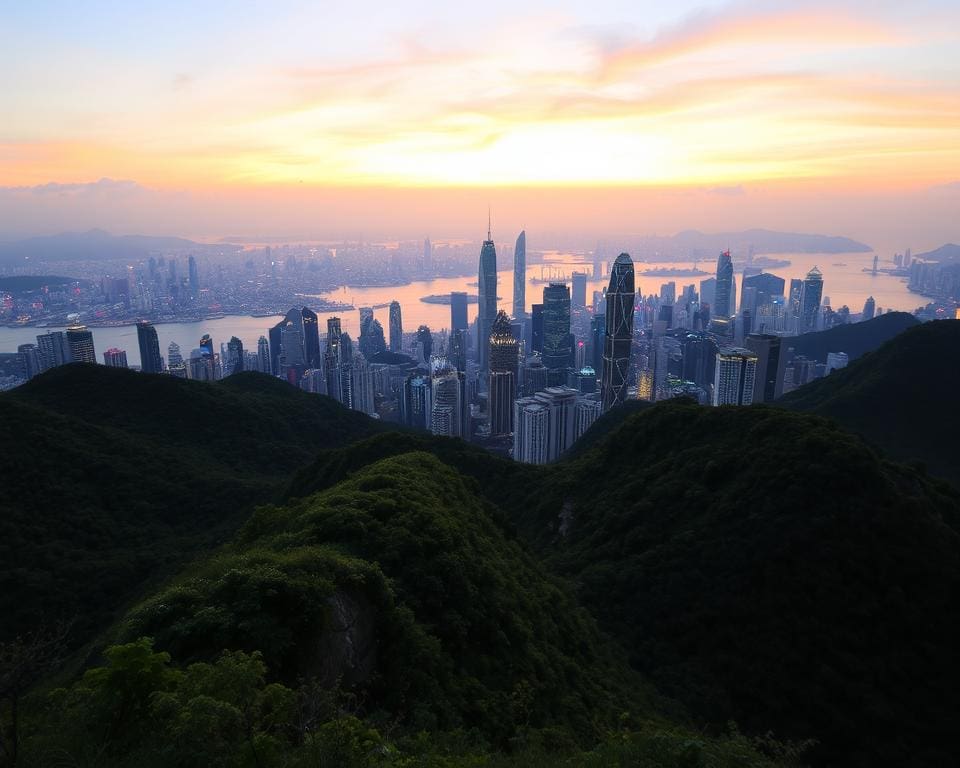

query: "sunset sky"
xmin=1 ymin=1 xmax=958 ymax=247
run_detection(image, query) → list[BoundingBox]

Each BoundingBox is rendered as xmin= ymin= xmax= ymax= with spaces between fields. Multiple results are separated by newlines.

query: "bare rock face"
xmin=310 ymin=590 xmax=377 ymax=688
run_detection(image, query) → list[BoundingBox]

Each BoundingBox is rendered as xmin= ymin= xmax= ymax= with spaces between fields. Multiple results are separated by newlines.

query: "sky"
xmin=1 ymin=0 xmax=958 ymax=249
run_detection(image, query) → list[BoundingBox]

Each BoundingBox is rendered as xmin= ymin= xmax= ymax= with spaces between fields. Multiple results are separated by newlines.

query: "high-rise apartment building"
xmin=713 ymin=347 xmax=758 ymax=406
xmin=36 ymin=330 xmax=71 ymax=370
xmin=66 ymin=325 xmax=96 ymax=363
xmin=103 ymin=348 xmax=128 ymax=368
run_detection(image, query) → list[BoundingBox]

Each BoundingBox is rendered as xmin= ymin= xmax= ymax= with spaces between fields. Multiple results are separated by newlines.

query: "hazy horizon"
xmin=2 ymin=1 xmax=958 ymax=252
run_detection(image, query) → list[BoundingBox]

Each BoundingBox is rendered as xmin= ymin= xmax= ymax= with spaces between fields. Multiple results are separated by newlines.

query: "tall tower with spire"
xmin=477 ymin=212 xmax=498 ymax=372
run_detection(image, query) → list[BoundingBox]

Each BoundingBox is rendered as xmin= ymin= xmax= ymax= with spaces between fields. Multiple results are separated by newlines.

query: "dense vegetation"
xmin=514 ymin=401 xmax=960 ymax=767
xmin=782 ymin=319 xmax=960 ymax=486
xmin=5 ymin=322 xmax=960 ymax=767
xmin=781 ymin=311 xmax=918 ymax=363
xmin=0 ymin=365 xmax=387 ymax=648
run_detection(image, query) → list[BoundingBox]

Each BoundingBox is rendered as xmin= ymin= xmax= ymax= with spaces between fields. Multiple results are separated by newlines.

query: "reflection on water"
xmin=0 ymin=250 xmax=919 ymax=367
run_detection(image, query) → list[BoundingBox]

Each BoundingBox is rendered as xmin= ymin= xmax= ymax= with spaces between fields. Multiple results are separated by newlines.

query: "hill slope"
xmin=0 ymin=365 xmax=388 ymax=647
xmin=781 ymin=311 xmax=919 ymax=363
xmin=781 ymin=319 xmax=960 ymax=485
xmin=514 ymin=401 xmax=960 ymax=767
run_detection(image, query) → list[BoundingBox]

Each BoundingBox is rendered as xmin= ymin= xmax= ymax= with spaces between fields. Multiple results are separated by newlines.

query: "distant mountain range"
xmin=0 ymin=229 xmax=204 ymax=264
xmin=635 ymin=228 xmax=872 ymax=256
xmin=914 ymin=243 xmax=960 ymax=262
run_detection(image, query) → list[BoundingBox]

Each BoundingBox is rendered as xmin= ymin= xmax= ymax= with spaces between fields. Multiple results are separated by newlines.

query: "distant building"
xmin=167 ymin=341 xmax=186 ymax=378
xmin=799 ymin=267 xmax=824 ymax=333
xmin=302 ymin=307 xmax=321 ymax=368
xmin=530 ymin=303 xmax=544 ymax=353
xmin=513 ymin=230 xmax=526 ymax=319
xmin=713 ymin=347 xmax=758 ymax=406
xmin=66 ymin=325 xmax=96 ymax=364
xmin=862 ymin=296 xmax=876 ymax=321
xmin=710 ymin=250 xmax=734 ymax=335
xmin=136 ymin=320 xmax=163 ymax=374
xmin=389 ymin=300 xmax=403 ymax=352
xmin=825 ymin=351 xmax=849 ymax=374
xmin=17 ymin=343 xmax=41 ymax=380
xmin=745 ymin=333 xmax=786 ymax=402
xmin=431 ymin=365 xmax=467 ymax=438
xmin=300 ymin=368 xmax=326 ymax=394
xmin=257 ymin=336 xmax=271 ymax=374
xmin=103 ymin=348 xmax=128 ymax=368
xmin=542 ymin=283 xmax=571 ymax=385
xmin=512 ymin=386 xmax=579 ymax=463
xmin=225 ymin=336 xmax=245 ymax=376
xmin=574 ymin=394 xmax=602 ymax=440
xmin=401 ymin=373 xmax=431 ymax=429
xmin=36 ymin=330 xmax=71 ymax=371
xmin=477 ymin=217 xmax=498 ymax=371
xmin=600 ymin=253 xmax=635 ymax=412
xmin=488 ymin=310 xmax=519 ymax=436
xmin=571 ymin=272 xmax=588 ymax=309
xmin=450 ymin=292 xmax=469 ymax=333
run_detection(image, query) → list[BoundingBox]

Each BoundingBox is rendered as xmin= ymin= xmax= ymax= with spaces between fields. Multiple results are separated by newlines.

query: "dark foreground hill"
xmin=512 ymin=401 xmax=960 ymax=767
xmin=782 ymin=311 xmax=918 ymax=363
xmin=0 ymin=365 xmax=388 ymax=647
xmin=781 ymin=319 xmax=960 ymax=486
xmin=16 ymin=452 xmax=786 ymax=768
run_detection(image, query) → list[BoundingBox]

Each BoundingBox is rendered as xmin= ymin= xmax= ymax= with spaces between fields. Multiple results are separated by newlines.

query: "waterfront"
xmin=0 ymin=250 xmax=920 ymax=367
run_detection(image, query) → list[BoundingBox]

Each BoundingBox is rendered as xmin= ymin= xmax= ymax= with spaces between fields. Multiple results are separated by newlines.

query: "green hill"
xmin=513 ymin=401 xmax=960 ymax=767
xmin=16 ymin=452 xmax=791 ymax=768
xmin=781 ymin=311 xmax=919 ymax=363
xmin=0 ymin=365 xmax=388 ymax=648
xmin=780 ymin=319 xmax=960 ymax=486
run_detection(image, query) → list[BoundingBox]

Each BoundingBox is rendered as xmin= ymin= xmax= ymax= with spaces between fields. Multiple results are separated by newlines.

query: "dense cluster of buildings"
xmin=7 ymin=222 xmax=888 ymax=461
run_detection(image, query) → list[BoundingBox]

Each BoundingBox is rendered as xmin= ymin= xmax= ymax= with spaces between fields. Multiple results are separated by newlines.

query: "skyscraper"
xmin=799 ymin=267 xmax=824 ymax=333
xmin=600 ymin=253 xmax=635 ymax=412
xmin=542 ymin=283 xmax=571 ymax=384
xmin=389 ymin=300 xmax=403 ymax=352
xmin=450 ymin=329 xmax=468 ymax=373
xmin=513 ymin=230 xmax=526 ymax=319
xmin=744 ymin=333 xmax=786 ymax=402
xmin=450 ymin=292 xmax=468 ymax=333
xmin=512 ymin=386 xmax=579 ymax=463
xmin=488 ymin=310 xmax=519 ymax=436
xmin=103 ymin=348 xmax=128 ymax=368
xmin=136 ymin=320 xmax=163 ymax=374
xmin=713 ymin=347 xmax=758 ymax=406
xmin=711 ymin=250 xmax=734 ymax=334
xmin=226 ymin=336 xmax=245 ymax=375
xmin=415 ymin=325 xmax=433 ymax=363
xmin=188 ymin=255 xmax=200 ymax=292
xmin=199 ymin=333 xmax=214 ymax=358
xmin=862 ymin=295 xmax=876 ymax=321
xmin=571 ymin=272 xmax=588 ymax=309
xmin=430 ymin=365 xmax=465 ymax=437
xmin=531 ymin=303 xmax=544 ymax=353
xmin=36 ymin=330 xmax=71 ymax=370
xmin=324 ymin=317 xmax=342 ymax=399
xmin=477 ymin=217 xmax=498 ymax=371
xmin=66 ymin=324 xmax=96 ymax=363
xmin=257 ymin=336 xmax=270 ymax=374
xmin=17 ymin=344 xmax=41 ymax=380
xmin=301 ymin=307 xmax=321 ymax=367
xmin=742 ymin=272 xmax=786 ymax=308
xmin=423 ymin=238 xmax=432 ymax=273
